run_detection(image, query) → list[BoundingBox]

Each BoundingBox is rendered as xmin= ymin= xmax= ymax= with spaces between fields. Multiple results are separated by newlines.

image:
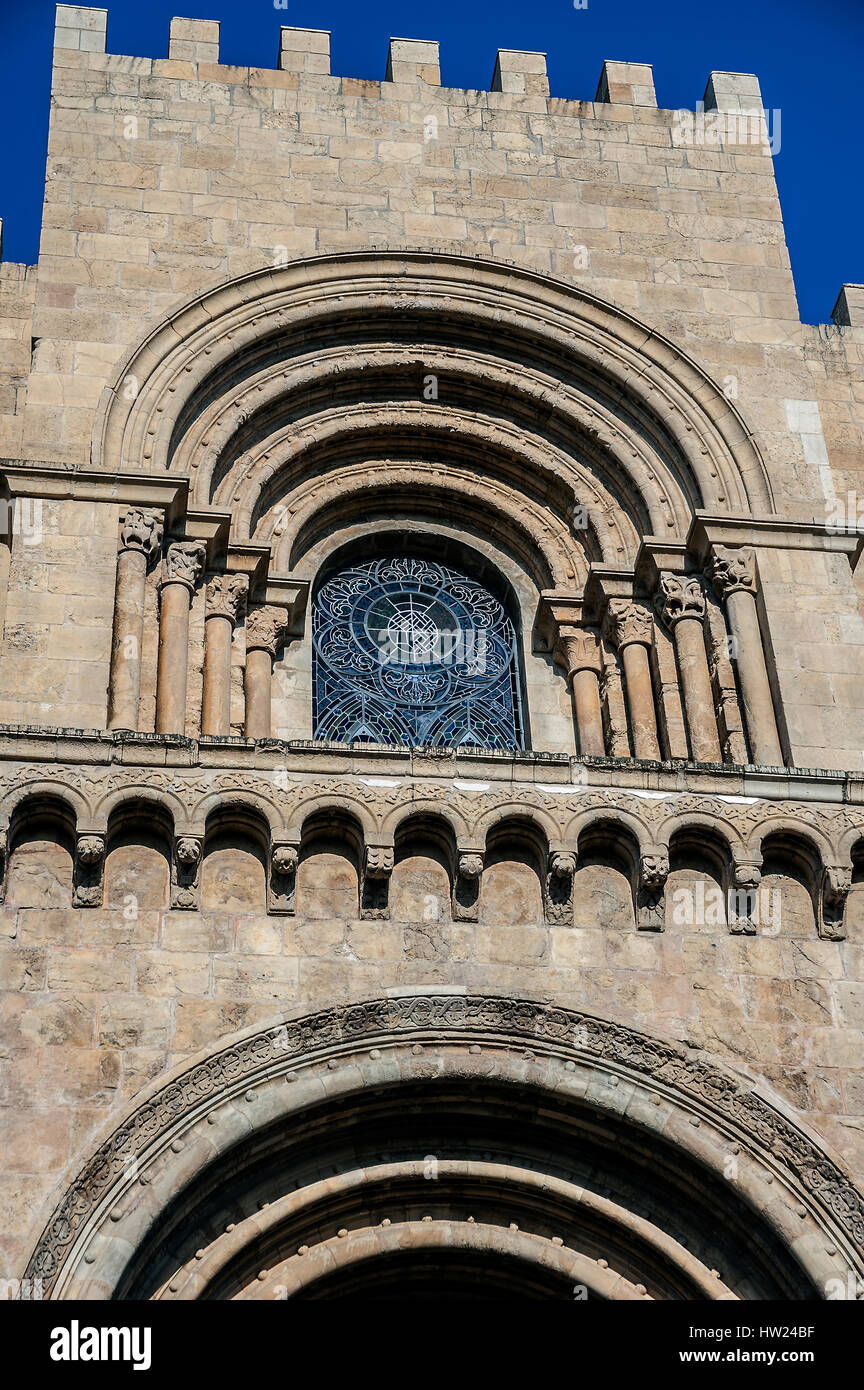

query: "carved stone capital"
xmin=549 ymin=851 xmax=577 ymax=880
xmin=206 ymin=573 xmax=248 ymax=625
xmin=175 ymin=836 xmax=202 ymax=866
xmin=604 ymin=599 xmax=654 ymax=651
xmin=733 ymin=859 xmax=761 ymax=891
xmin=271 ymin=844 xmax=298 ymax=876
xmin=76 ymin=834 xmax=105 ymax=866
xmin=654 ymin=572 xmax=706 ymax=629
xmin=458 ymin=852 xmax=484 ymax=880
xmin=561 ymin=626 xmax=602 ymax=678
xmin=640 ymin=850 xmax=669 ymax=891
xmin=823 ymin=864 xmax=851 ymax=906
xmin=161 ymin=540 xmax=207 ymax=593
xmin=245 ymin=606 xmax=290 ymax=657
xmin=820 ymin=864 xmax=851 ymax=942
xmin=708 ymin=545 xmax=757 ymax=601
xmin=73 ymin=833 xmax=106 ymax=908
xmin=364 ymin=846 xmax=394 ymax=879
xmin=120 ymin=507 xmax=162 ymax=561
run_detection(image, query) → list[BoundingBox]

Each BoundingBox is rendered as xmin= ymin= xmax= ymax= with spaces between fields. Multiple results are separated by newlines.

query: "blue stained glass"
xmin=312 ymin=556 xmax=524 ymax=751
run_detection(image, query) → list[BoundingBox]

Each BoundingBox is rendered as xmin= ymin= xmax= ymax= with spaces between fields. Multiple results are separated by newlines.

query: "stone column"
xmin=654 ymin=573 xmax=721 ymax=764
xmin=708 ymin=546 xmax=783 ymax=767
xmin=636 ymin=847 xmax=668 ymax=932
xmin=72 ymin=833 xmax=106 ymax=909
xmin=561 ymin=626 xmax=605 ymax=757
xmin=604 ymin=601 xmax=661 ymax=761
xmin=155 ymin=540 xmax=206 ymax=735
xmin=244 ymin=606 xmax=289 ymax=739
xmin=201 ymin=575 xmax=248 ymax=736
xmin=107 ymin=508 xmax=162 ymax=731
xmin=452 ymin=848 xmax=484 ymax=922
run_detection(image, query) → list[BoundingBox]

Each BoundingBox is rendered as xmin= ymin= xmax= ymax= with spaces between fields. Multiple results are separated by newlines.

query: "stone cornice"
xmin=688 ymin=511 xmax=864 ymax=564
xmin=0 ymin=461 xmax=189 ymax=528
xmin=0 ymin=726 xmax=862 ymax=808
xmin=21 ymin=991 xmax=864 ymax=1295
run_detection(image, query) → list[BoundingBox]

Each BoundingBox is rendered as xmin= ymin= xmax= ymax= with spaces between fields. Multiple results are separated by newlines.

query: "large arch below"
xmin=94 ymin=251 xmax=775 ymax=573
xmin=24 ymin=994 xmax=863 ymax=1301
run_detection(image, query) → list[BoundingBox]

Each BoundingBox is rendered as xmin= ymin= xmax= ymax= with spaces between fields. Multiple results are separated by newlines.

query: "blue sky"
xmin=0 ymin=0 xmax=861 ymax=323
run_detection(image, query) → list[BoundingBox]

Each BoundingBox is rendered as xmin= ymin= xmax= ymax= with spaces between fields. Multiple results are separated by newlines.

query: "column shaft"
xmin=107 ymin=546 xmax=148 ymax=731
xmin=726 ymin=587 xmax=783 ymax=766
xmin=244 ymin=647 xmax=273 ymax=738
xmin=571 ymin=666 xmax=604 ymax=756
xmin=201 ymin=613 xmax=233 ymax=736
xmin=673 ymin=615 xmax=722 ymax=762
xmin=156 ymin=581 xmax=192 ymax=734
xmin=620 ymin=642 xmax=661 ymax=760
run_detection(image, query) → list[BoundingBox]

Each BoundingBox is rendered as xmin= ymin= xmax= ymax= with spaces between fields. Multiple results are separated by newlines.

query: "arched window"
xmin=312 ymin=555 xmax=524 ymax=750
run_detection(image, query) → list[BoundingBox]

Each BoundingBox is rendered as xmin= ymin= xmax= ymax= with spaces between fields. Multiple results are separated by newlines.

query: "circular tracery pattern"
xmin=312 ymin=556 xmax=524 ymax=750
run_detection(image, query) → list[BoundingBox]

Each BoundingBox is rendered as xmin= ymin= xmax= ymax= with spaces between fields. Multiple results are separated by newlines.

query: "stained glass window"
xmin=312 ymin=556 xmax=524 ymax=751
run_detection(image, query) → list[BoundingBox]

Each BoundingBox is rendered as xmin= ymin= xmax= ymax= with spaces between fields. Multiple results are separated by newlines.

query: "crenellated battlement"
xmin=54 ymin=6 xmax=766 ymax=121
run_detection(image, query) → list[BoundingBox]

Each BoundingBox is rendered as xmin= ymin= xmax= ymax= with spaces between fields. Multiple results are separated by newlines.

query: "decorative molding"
xmin=23 ymin=993 xmax=864 ymax=1296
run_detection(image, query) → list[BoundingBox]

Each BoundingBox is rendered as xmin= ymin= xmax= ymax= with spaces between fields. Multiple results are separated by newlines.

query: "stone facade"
xmin=1 ymin=8 xmax=864 ymax=1300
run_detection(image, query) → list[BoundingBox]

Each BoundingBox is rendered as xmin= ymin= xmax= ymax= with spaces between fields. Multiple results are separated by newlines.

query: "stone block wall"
xmin=0 ymin=9 xmax=863 ymax=1292
xmin=0 ymin=10 xmax=860 ymax=762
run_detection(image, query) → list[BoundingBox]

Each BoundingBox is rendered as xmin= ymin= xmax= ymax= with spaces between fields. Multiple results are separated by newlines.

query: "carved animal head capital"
xmin=120 ymin=507 xmax=162 ymax=561
xmin=245 ymin=606 xmax=290 ymax=657
xmin=176 ymin=836 xmax=202 ymax=866
xmin=708 ymin=545 xmax=757 ymax=600
xmin=640 ymin=850 xmax=669 ymax=890
xmin=206 ymin=574 xmax=249 ymax=624
xmin=604 ymin=599 xmax=654 ymax=652
xmin=271 ymin=844 xmax=298 ymax=876
xmin=458 ymin=852 xmax=484 ymax=880
xmin=549 ymin=851 xmax=577 ymax=880
xmin=823 ymin=864 xmax=852 ymax=905
xmin=364 ymin=846 xmax=394 ymax=879
xmin=655 ymin=572 xmax=706 ymax=629
xmin=76 ymin=835 xmax=105 ymax=865
xmin=162 ymin=541 xmax=207 ymax=593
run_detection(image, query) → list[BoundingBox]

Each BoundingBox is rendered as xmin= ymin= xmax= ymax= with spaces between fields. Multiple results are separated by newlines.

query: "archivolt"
xmin=24 ymin=993 xmax=863 ymax=1300
xmin=94 ymin=252 xmax=774 ymax=569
